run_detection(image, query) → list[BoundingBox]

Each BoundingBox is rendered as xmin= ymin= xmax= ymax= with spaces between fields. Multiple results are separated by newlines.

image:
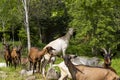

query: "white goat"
xmin=42 ymin=28 xmax=75 ymax=76
xmin=44 ymin=28 xmax=74 ymax=56
xmin=52 ymin=61 xmax=72 ymax=80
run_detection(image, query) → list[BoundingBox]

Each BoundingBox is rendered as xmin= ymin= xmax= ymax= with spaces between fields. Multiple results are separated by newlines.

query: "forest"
xmin=0 ymin=0 xmax=120 ymax=80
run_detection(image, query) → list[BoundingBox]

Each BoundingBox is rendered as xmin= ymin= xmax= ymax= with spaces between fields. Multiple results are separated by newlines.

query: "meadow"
xmin=0 ymin=55 xmax=119 ymax=80
xmin=0 ymin=43 xmax=120 ymax=80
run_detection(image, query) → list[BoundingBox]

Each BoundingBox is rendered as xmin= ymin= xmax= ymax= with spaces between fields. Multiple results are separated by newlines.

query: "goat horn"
xmin=108 ymin=48 xmax=111 ymax=54
xmin=102 ymin=48 xmax=107 ymax=54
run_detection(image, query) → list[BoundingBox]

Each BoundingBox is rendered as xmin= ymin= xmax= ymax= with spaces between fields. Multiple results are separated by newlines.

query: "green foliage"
xmin=0 ymin=0 xmax=120 ymax=55
xmin=67 ymin=0 xmax=120 ymax=54
xmin=18 ymin=27 xmax=27 ymax=45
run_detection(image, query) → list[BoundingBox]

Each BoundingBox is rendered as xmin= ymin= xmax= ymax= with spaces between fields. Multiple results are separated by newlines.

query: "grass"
xmin=0 ymin=55 xmax=120 ymax=80
xmin=0 ymin=41 xmax=120 ymax=79
xmin=112 ymin=58 xmax=120 ymax=75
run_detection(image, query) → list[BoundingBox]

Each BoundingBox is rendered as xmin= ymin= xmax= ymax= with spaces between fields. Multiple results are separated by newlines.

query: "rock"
xmin=20 ymin=69 xmax=36 ymax=76
xmin=46 ymin=67 xmax=60 ymax=80
xmin=0 ymin=63 xmax=7 ymax=67
xmin=25 ymin=76 xmax=36 ymax=80
xmin=0 ymin=71 xmax=7 ymax=79
xmin=71 ymin=56 xmax=101 ymax=66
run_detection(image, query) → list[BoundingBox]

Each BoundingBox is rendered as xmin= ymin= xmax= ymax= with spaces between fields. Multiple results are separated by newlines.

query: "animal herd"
xmin=3 ymin=43 xmax=22 ymax=68
xmin=1 ymin=28 xmax=120 ymax=80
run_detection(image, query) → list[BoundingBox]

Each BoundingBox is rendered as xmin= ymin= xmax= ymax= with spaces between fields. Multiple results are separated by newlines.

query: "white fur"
xmin=42 ymin=28 xmax=74 ymax=76
xmin=52 ymin=56 xmax=101 ymax=80
xmin=44 ymin=28 xmax=74 ymax=56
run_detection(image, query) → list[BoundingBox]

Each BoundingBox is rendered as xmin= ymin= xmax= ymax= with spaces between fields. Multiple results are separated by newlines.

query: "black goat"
xmin=101 ymin=48 xmax=117 ymax=73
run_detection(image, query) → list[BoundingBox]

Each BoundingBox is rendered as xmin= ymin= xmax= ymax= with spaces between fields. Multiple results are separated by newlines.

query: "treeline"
xmin=0 ymin=0 xmax=120 ymax=55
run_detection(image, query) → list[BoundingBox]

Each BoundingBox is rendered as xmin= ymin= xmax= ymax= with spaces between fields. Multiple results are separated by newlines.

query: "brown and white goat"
xmin=3 ymin=43 xmax=12 ymax=66
xmin=63 ymin=54 xmax=120 ymax=80
xmin=11 ymin=47 xmax=19 ymax=69
xmin=28 ymin=46 xmax=55 ymax=74
xmin=101 ymin=48 xmax=117 ymax=73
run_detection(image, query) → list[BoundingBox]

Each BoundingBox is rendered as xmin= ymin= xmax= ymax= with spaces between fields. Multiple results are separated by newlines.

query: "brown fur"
xmin=11 ymin=47 xmax=19 ymax=69
xmin=63 ymin=55 xmax=120 ymax=80
xmin=16 ymin=45 xmax=22 ymax=65
xmin=28 ymin=46 xmax=55 ymax=74
xmin=3 ymin=43 xmax=12 ymax=67
xmin=103 ymin=64 xmax=117 ymax=73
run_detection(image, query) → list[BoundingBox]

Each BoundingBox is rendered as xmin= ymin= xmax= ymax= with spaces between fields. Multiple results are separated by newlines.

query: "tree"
xmin=29 ymin=0 xmax=69 ymax=43
xmin=22 ymin=0 xmax=31 ymax=52
xmin=0 ymin=0 xmax=23 ymax=44
xmin=67 ymin=0 xmax=120 ymax=54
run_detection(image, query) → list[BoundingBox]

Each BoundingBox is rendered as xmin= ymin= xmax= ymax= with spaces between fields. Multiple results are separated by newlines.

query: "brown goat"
xmin=63 ymin=54 xmax=120 ymax=80
xmin=101 ymin=48 xmax=117 ymax=73
xmin=3 ymin=43 xmax=12 ymax=67
xmin=11 ymin=47 xmax=19 ymax=69
xmin=28 ymin=46 xmax=55 ymax=74
xmin=16 ymin=45 xmax=22 ymax=65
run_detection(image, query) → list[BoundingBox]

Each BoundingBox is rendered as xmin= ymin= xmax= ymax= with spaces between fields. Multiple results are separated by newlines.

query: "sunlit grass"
xmin=0 ymin=56 xmax=120 ymax=80
xmin=112 ymin=58 xmax=120 ymax=76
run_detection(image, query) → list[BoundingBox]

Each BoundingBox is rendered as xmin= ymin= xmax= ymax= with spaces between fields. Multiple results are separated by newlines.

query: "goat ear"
xmin=99 ymin=50 xmax=105 ymax=57
xmin=111 ymin=52 xmax=117 ymax=57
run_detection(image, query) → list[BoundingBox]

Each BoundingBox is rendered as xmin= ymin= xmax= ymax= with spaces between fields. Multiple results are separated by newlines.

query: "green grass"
xmin=112 ymin=58 xmax=120 ymax=75
xmin=0 ymin=56 xmax=120 ymax=80
xmin=0 ymin=41 xmax=120 ymax=80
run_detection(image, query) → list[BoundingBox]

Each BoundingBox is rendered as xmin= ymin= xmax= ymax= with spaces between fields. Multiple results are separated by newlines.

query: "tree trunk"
xmin=2 ymin=21 xmax=5 ymax=44
xmin=22 ymin=0 xmax=31 ymax=53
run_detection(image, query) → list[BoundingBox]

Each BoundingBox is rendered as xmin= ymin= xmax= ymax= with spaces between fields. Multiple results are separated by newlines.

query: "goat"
xmin=28 ymin=46 xmax=55 ymax=74
xmin=44 ymin=28 xmax=75 ymax=56
xmin=42 ymin=28 xmax=75 ymax=75
xmin=21 ymin=57 xmax=28 ymax=65
xmin=52 ymin=61 xmax=71 ymax=80
xmin=52 ymin=55 xmax=101 ymax=80
xmin=11 ymin=47 xmax=19 ymax=69
xmin=63 ymin=54 xmax=120 ymax=80
xmin=100 ymin=48 xmax=117 ymax=73
xmin=16 ymin=45 xmax=22 ymax=65
xmin=3 ymin=43 xmax=12 ymax=67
